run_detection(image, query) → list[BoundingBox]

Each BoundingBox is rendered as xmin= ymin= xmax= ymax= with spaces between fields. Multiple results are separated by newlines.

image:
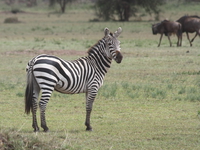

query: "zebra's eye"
xmin=108 ymin=43 xmax=112 ymax=46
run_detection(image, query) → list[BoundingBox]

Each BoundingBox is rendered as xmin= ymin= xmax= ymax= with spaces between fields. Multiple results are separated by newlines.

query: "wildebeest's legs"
xmin=180 ymin=34 xmax=182 ymax=46
xmin=186 ymin=32 xmax=192 ymax=47
xmin=158 ymin=33 xmax=163 ymax=47
xmin=176 ymin=36 xmax=179 ymax=47
xmin=190 ymin=32 xmax=199 ymax=43
xmin=167 ymin=34 xmax=172 ymax=47
xmin=176 ymin=33 xmax=182 ymax=47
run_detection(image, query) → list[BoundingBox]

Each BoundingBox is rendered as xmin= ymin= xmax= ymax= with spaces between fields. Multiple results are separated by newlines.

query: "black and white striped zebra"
xmin=25 ymin=27 xmax=123 ymax=132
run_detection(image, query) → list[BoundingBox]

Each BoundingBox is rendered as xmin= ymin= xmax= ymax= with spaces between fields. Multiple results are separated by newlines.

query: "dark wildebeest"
xmin=152 ymin=20 xmax=182 ymax=47
xmin=177 ymin=15 xmax=200 ymax=46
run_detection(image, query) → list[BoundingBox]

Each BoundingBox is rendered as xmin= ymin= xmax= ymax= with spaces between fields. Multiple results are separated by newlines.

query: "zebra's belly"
xmin=55 ymin=88 xmax=86 ymax=94
xmin=54 ymin=81 xmax=86 ymax=94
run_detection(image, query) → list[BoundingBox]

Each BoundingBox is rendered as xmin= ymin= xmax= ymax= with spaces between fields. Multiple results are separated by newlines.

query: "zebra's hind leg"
xmin=39 ymin=90 xmax=53 ymax=132
xmin=32 ymin=83 xmax=40 ymax=132
xmin=32 ymin=100 xmax=39 ymax=132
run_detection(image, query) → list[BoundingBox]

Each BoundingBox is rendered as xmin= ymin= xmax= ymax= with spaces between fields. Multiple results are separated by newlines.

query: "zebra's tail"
xmin=25 ymin=60 xmax=34 ymax=114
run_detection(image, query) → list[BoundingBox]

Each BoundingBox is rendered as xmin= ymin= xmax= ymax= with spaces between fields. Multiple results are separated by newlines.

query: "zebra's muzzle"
xmin=115 ymin=51 xmax=123 ymax=63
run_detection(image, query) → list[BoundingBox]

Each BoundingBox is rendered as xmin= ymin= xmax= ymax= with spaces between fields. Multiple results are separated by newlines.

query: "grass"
xmin=1 ymin=1 xmax=200 ymax=149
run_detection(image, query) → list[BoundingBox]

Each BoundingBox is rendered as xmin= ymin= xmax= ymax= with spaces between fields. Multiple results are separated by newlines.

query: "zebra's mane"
xmin=87 ymin=32 xmax=113 ymax=55
xmin=87 ymin=39 xmax=103 ymax=55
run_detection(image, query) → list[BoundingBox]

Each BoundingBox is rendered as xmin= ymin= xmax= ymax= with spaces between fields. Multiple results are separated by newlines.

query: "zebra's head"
xmin=104 ymin=27 xmax=123 ymax=63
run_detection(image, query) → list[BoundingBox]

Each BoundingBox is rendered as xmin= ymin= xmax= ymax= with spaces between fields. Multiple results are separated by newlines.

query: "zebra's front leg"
xmin=85 ymin=91 xmax=97 ymax=131
xmin=85 ymin=110 xmax=92 ymax=131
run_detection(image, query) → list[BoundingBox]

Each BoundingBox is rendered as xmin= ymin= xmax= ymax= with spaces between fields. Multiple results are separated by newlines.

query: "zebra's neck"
xmin=87 ymin=38 xmax=112 ymax=74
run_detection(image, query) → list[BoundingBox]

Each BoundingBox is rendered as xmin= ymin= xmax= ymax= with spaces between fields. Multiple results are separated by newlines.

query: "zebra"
xmin=25 ymin=27 xmax=123 ymax=132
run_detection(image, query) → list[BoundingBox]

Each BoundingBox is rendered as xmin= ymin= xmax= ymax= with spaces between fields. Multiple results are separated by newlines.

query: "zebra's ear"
xmin=114 ymin=27 xmax=122 ymax=37
xmin=104 ymin=27 xmax=110 ymax=36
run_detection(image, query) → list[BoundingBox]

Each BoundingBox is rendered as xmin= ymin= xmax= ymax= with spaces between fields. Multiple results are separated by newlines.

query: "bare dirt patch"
xmin=2 ymin=49 xmax=87 ymax=56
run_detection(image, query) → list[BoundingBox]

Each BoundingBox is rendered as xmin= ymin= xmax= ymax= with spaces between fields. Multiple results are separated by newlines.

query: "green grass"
xmin=1 ymin=1 xmax=200 ymax=149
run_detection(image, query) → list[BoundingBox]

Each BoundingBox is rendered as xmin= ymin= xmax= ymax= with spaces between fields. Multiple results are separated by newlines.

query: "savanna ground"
xmin=0 ymin=1 xmax=200 ymax=149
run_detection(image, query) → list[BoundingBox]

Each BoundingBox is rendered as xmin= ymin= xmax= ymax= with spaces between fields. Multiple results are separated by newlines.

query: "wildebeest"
xmin=152 ymin=20 xmax=182 ymax=47
xmin=177 ymin=15 xmax=200 ymax=46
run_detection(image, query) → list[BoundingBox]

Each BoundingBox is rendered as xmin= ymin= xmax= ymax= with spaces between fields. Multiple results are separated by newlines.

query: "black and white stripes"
xmin=25 ymin=27 xmax=123 ymax=132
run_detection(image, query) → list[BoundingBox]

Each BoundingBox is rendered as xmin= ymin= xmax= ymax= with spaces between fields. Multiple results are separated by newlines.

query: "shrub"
xmin=4 ymin=17 xmax=20 ymax=23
